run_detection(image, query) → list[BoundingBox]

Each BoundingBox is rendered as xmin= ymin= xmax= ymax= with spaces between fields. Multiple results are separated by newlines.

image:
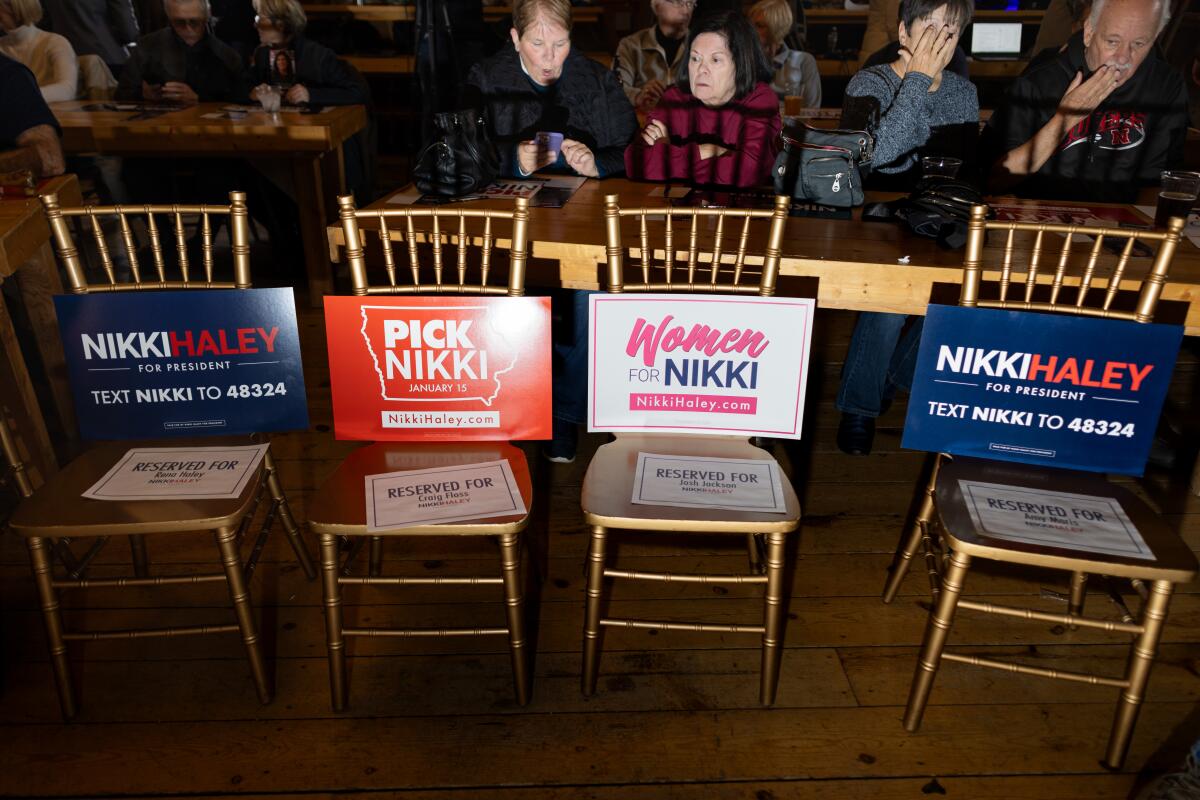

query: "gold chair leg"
xmin=215 ymin=524 xmax=271 ymax=704
xmin=760 ymin=531 xmax=788 ymax=706
xmin=28 ymin=537 xmax=76 ymax=719
xmin=746 ymin=533 xmax=763 ymax=574
xmin=1105 ymin=579 xmax=1175 ymax=770
xmin=129 ymin=534 xmax=150 ymax=578
xmin=369 ymin=536 xmax=384 ymax=577
xmin=581 ymin=525 xmax=608 ymax=696
xmin=264 ymin=450 xmax=316 ymax=580
xmin=1068 ymin=571 xmax=1088 ymax=628
xmin=884 ymin=456 xmax=940 ymax=603
xmin=499 ymin=532 xmax=531 ymax=706
xmin=320 ymin=533 xmax=348 ymax=711
xmin=903 ymin=549 xmax=971 ymax=732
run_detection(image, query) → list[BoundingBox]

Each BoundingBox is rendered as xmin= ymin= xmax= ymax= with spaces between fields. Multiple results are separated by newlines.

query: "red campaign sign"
xmin=324 ymin=296 xmax=552 ymax=441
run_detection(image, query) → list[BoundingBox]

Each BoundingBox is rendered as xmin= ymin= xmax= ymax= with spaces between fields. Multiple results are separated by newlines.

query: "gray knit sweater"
xmin=839 ymin=65 xmax=979 ymax=175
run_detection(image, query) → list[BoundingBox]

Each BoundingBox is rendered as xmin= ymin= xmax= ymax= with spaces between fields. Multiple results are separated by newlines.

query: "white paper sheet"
xmin=631 ymin=452 xmax=788 ymax=513
xmin=364 ymin=459 xmax=526 ymax=531
xmin=1135 ymin=204 xmax=1200 ymax=249
xmin=958 ymin=480 xmax=1152 ymax=560
xmin=82 ymin=444 xmax=268 ymax=501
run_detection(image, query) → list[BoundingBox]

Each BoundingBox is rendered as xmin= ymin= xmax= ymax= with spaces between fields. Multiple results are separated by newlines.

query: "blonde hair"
xmin=512 ymin=0 xmax=572 ymax=36
xmin=749 ymin=0 xmax=793 ymax=49
xmin=4 ymin=0 xmax=44 ymax=27
xmin=253 ymin=0 xmax=307 ymax=36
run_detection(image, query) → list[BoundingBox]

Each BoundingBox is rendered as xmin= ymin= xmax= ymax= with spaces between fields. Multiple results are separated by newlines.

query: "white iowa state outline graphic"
xmin=358 ymin=305 xmax=518 ymax=406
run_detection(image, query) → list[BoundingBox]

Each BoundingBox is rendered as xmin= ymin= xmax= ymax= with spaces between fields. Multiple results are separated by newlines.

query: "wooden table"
xmin=51 ymin=101 xmax=368 ymax=305
xmin=0 ymin=174 xmax=81 ymax=483
xmin=326 ymin=177 xmax=1200 ymax=334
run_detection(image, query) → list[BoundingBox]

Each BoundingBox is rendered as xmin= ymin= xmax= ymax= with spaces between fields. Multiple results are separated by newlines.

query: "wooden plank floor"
xmin=1 ymin=308 xmax=1198 ymax=799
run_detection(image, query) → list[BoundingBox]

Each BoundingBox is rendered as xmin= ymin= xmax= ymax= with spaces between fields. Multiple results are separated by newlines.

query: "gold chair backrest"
xmin=961 ymin=204 xmax=1185 ymax=322
xmin=336 ymin=194 xmax=530 ymax=297
xmin=39 ymin=190 xmax=252 ymax=293
xmin=603 ymin=194 xmax=791 ymax=297
xmin=0 ymin=411 xmax=34 ymax=499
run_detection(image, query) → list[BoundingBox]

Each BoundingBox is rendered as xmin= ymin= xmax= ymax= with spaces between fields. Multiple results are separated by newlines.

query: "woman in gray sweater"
xmin=834 ymin=0 xmax=979 ymax=456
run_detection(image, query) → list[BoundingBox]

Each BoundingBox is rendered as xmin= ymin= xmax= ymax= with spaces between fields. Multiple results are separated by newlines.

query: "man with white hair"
xmin=985 ymin=0 xmax=1188 ymax=202
xmin=116 ymin=0 xmax=242 ymax=103
xmin=614 ymin=0 xmax=693 ymax=113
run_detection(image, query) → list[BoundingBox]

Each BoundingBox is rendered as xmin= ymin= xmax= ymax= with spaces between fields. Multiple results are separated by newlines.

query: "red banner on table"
xmin=324 ymin=296 xmax=552 ymax=441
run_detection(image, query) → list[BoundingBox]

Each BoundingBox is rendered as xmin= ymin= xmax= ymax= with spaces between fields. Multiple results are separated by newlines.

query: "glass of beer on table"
xmin=1155 ymin=171 xmax=1200 ymax=229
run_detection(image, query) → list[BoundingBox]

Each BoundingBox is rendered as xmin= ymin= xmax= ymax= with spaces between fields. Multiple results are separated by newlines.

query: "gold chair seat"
xmin=9 ymin=439 xmax=263 ymax=538
xmin=307 ymin=441 xmax=533 ymax=537
xmin=581 ymin=434 xmax=801 ymax=533
xmin=935 ymin=456 xmax=1198 ymax=583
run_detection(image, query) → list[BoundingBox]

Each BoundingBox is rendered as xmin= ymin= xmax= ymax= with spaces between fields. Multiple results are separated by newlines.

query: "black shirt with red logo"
xmin=984 ymin=32 xmax=1188 ymax=203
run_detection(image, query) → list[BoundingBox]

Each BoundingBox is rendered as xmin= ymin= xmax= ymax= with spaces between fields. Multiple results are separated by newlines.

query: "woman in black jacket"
xmin=462 ymin=0 xmax=637 ymax=178
xmin=248 ymin=0 xmax=369 ymax=107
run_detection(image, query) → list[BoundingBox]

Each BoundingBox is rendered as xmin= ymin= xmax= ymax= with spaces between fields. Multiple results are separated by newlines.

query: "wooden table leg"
xmin=0 ymin=280 xmax=57 ymax=484
xmin=292 ymin=153 xmax=336 ymax=307
xmin=14 ymin=246 xmax=78 ymax=460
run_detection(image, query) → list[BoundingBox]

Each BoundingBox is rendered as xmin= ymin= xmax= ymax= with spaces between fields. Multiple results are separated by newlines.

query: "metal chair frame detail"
xmin=882 ymin=205 xmax=1194 ymax=769
xmin=581 ymin=194 xmax=799 ymax=706
xmin=314 ymin=195 xmax=534 ymax=709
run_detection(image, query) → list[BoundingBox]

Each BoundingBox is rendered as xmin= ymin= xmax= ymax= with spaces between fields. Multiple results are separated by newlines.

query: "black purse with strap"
xmin=773 ymin=122 xmax=874 ymax=208
xmin=413 ymin=109 xmax=500 ymax=197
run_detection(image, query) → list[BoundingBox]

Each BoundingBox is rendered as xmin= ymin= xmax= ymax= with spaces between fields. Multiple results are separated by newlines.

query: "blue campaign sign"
xmin=55 ymin=288 xmax=309 ymax=439
xmin=902 ymin=305 xmax=1183 ymax=475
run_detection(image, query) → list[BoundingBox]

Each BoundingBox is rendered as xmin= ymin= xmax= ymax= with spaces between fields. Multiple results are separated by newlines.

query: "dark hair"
xmin=898 ymin=0 xmax=973 ymax=33
xmin=675 ymin=10 xmax=773 ymax=102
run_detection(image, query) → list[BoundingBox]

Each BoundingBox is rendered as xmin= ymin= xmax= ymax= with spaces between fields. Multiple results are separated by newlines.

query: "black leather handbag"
xmin=413 ymin=109 xmax=499 ymax=196
xmin=773 ymin=122 xmax=873 ymax=208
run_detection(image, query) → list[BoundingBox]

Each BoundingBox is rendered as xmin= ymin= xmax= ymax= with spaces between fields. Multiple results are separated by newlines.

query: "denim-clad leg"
xmin=551 ymin=289 xmax=596 ymax=425
xmin=836 ymin=312 xmax=921 ymax=417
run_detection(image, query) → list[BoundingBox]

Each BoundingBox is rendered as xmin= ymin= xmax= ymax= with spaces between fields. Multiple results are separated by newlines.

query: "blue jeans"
xmin=551 ymin=289 xmax=595 ymax=425
xmin=836 ymin=312 xmax=923 ymax=418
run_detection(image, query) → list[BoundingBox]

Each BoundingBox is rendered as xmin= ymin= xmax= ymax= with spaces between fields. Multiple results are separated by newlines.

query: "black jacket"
xmin=463 ymin=47 xmax=637 ymax=178
xmin=248 ymin=36 xmax=369 ymax=106
xmin=116 ymin=27 xmax=244 ymax=102
xmin=983 ymin=32 xmax=1189 ymax=203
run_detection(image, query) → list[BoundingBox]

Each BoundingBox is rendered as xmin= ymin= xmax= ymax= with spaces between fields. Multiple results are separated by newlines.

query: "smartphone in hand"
xmin=535 ymin=131 xmax=563 ymax=156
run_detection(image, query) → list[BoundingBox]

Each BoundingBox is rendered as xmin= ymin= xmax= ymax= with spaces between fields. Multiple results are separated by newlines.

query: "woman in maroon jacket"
xmin=625 ymin=10 xmax=781 ymax=188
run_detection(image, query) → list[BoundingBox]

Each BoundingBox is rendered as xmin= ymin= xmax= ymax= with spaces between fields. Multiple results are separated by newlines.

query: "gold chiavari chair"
xmin=309 ymin=195 xmax=534 ymax=709
xmin=580 ymin=194 xmax=802 ymax=705
xmin=882 ymin=206 xmax=1196 ymax=769
xmin=3 ymin=191 xmax=316 ymax=719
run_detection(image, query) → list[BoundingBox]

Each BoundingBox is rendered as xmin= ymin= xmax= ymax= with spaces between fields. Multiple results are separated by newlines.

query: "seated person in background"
xmin=834 ymin=0 xmax=978 ymax=456
xmin=0 ymin=0 xmax=78 ymax=102
xmin=117 ymin=0 xmax=244 ymax=103
xmin=615 ymin=0 xmax=694 ymax=114
xmin=985 ymin=0 xmax=1188 ymax=204
xmin=859 ymin=0 xmax=967 ymax=79
xmin=248 ymin=0 xmax=369 ymax=107
xmin=749 ymin=0 xmax=820 ymax=110
xmin=40 ymin=0 xmax=139 ymax=81
xmin=0 ymin=51 xmax=64 ymax=176
xmin=464 ymin=0 xmax=636 ymax=179
xmin=625 ymin=10 xmax=781 ymax=188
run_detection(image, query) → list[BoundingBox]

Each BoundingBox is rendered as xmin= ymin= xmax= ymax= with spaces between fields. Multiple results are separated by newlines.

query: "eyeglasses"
xmin=664 ymin=0 xmax=697 ymax=8
xmin=254 ymin=14 xmax=281 ymax=29
xmin=169 ymin=17 xmax=207 ymax=30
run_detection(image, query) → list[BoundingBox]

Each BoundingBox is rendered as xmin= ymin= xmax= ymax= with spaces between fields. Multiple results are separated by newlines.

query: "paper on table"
xmin=1135 ymin=204 xmax=1200 ymax=249
xmin=958 ymin=480 xmax=1152 ymax=560
xmin=386 ymin=187 xmax=423 ymax=205
xmin=82 ymin=444 xmax=268 ymax=501
xmin=364 ymin=459 xmax=527 ymax=531
xmin=631 ymin=452 xmax=788 ymax=513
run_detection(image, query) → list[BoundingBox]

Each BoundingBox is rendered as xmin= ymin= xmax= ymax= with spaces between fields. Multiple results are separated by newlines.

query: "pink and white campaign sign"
xmin=588 ymin=294 xmax=815 ymax=438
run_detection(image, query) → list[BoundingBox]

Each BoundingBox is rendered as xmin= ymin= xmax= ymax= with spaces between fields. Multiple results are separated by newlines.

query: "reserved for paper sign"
xmin=631 ymin=452 xmax=788 ymax=513
xmin=364 ymin=459 xmax=527 ymax=532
